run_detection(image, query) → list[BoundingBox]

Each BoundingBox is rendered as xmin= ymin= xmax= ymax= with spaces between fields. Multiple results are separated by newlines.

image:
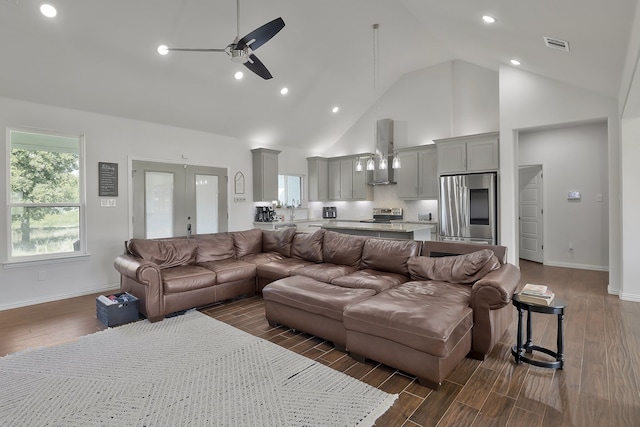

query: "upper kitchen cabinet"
xmin=395 ymin=145 xmax=438 ymax=199
xmin=251 ymin=148 xmax=280 ymax=201
xmin=435 ymin=132 xmax=499 ymax=174
xmin=328 ymin=156 xmax=373 ymax=201
xmin=307 ymin=157 xmax=329 ymax=201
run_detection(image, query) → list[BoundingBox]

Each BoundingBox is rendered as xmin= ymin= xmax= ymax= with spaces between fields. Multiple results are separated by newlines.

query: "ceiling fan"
xmin=159 ymin=0 xmax=285 ymax=80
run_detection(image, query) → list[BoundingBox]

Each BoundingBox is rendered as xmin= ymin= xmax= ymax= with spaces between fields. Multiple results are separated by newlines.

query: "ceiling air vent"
xmin=544 ymin=36 xmax=570 ymax=52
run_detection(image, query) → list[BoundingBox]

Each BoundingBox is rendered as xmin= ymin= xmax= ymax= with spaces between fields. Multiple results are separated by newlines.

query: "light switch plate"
xmin=233 ymin=197 xmax=246 ymax=203
xmin=100 ymin=198 xmax=116 ymax=207
xmin=567 ymin=191 xmax=581 ymax=200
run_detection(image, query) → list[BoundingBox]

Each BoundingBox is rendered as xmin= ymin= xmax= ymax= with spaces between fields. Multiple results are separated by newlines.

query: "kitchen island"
xmin=318 ymin=221 xmax=434 ymax=240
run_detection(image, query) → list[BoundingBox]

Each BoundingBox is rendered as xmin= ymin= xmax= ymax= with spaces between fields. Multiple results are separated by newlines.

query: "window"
xmin=277 ymin=174 xmax=303 ymax=207
xmin=7 ymin=128 xmax=85 ymax=261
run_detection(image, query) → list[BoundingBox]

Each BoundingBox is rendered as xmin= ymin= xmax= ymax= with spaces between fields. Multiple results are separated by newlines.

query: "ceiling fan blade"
xmin=244 ymin=54 xmax=273 ymax=80
xmin=236 ymin=17 xmax=285 ymax=51
xmin=167 ymin=48 xmax=227 ymax=53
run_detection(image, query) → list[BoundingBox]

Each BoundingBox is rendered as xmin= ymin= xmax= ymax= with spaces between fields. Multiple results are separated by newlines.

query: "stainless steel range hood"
xmin=369 ymin=118 xmax=396 ymax=185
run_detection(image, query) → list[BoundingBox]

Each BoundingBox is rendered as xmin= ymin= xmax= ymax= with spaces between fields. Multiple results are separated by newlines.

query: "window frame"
xmin=278 ymin=174 xmax=304 ymax=207
xmin=5 ymin=126 xmax=88 ymax=264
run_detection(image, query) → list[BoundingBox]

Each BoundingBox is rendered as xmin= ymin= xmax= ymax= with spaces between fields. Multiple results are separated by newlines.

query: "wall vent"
xmin=544 ymin=36 xmax=570 ymax=52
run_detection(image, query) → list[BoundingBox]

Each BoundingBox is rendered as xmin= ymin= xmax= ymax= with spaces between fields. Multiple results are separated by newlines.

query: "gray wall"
xmin=519 ymin=122 xmax=609 ymax=270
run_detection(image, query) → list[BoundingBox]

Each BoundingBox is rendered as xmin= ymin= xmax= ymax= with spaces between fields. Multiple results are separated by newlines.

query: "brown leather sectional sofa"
xmin=114 ymin=228 xmax=520 ymax=389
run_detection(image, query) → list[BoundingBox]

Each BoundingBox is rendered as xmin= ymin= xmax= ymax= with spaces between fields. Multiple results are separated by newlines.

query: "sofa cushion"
xmin=291 ymin=229 xmax=324 ymax=263
xmin=322 ymin=231 xmax=367 ymax=268
xmin=408 ymin=249 xmax=500 ymax=284
xmin=161 ymin=265 xmax=216 ymax=294
xmin=331 ymin=269 xmax=407 ymax=293
xmin=231 ymin=229 xmax=263 ymax=258
xmin=360 ymin=238 xmax=421 ymax=275
xmin=262 ymin=228 xmax=296 ymax=257
xmin=257 ymin=258 xmax=313 ymax=281
xmin=292 ymin=263 xmax=358 ymax=283
xmin=240 ymin=252 xmax=284 ymax=265
xmin=128 ymin=238 xmax=197 ymax=269
xmin=198 ymin=258 xmax=257 ymax=284
xmin=263 ymin=276 xmax=376 ymax=322
xmin=194 ymin=233 xmax=235 ymax=263
xmin=343 ymin=281 xmax=473 ymax=358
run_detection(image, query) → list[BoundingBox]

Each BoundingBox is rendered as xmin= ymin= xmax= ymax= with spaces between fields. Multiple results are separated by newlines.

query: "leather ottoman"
xmin=343 ymin=281 xmax=474 ymax=389
xmin=262 ymin=276 xmax=376 ymax=350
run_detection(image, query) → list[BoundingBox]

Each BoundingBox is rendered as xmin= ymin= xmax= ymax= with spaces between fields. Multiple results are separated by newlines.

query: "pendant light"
xmin=355 ymin=157 xmax=363 ymax=171
xmin=392 ymin=152 xmax=401 ymax=169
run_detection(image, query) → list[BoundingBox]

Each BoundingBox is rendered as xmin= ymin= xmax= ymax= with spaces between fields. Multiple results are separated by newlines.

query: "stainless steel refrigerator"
xmin=439 ymin=172 xmax=497 ymax=245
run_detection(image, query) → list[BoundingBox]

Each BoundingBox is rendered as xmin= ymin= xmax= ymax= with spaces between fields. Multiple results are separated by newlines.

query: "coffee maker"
xmin=322 ymin=207 xmax=337 ymax=219
xmin=255 ymin=206 xmax=275 ymax=222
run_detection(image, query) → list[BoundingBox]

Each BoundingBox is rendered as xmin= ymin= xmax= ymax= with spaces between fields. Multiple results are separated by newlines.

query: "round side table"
xmin=511 ymin=294 xmax=567 ymax=369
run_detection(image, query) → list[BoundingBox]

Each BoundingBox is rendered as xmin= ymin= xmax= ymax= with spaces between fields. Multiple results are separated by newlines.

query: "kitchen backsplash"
xmin=307 ymin=185 xmax=438 ymax=221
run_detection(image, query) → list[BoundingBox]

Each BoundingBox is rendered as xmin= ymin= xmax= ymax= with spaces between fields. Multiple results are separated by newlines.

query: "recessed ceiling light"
xmin=332 ymin=106 xmax=340 ymax=114
xmin=157 ymin=45 xmax=169 ymax=55
xmin=482 ymin=15 xmax=495 ymax=24
xmin=40 ymin=3 xmax=57 ymax=18
xmin=280 ymin=87 xmax=289 ymax=95
xmin=510 ymin=59 xmax=521 ymax=66
xmin=234 ymin=71 xmax=244 ymax=80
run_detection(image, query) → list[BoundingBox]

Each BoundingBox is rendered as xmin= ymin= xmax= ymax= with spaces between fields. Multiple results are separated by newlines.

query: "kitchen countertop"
xmin=318 ymin=221 xmax=435 ymax=233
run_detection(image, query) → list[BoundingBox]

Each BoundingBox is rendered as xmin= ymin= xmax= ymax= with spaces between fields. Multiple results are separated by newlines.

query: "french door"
xmin=132 ymin=161 xmax=228 ymax=238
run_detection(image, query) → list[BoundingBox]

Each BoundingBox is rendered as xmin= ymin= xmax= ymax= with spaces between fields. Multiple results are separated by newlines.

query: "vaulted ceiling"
xmin=1 ymin=0 xmax=636 ymax=150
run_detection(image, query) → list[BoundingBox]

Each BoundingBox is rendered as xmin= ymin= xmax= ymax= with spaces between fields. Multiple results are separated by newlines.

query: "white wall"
xmin=324 ymin=60 xmax=499 ymax=156
xmin=0 ymin=96 xmax=306 ymax=310
xmin=519 ymin=122 xmax=609 ymax=270
xmin=620 ymin=117 xmax=640 ymax=301
xmin=499 ymin=66 xmax=622 ymax=295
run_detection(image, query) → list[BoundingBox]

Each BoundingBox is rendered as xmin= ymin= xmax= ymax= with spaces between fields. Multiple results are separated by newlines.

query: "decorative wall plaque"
xmin=234 ymin=171 xmax=245 ymax=194
xmin=99 ymin=162 xmax=118 ymax=197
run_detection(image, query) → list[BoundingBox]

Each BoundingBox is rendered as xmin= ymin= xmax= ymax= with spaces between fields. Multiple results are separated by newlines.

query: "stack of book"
xmin=518 ymin=283 xmax=555 ymax=305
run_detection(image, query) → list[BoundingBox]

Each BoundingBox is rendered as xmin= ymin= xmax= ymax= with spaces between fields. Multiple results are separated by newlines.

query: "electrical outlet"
xmin=233 ymin=197 xmax=246 ymax=203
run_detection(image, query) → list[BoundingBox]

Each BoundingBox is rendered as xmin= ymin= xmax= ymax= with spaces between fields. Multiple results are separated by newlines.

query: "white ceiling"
xmin=0 ymin=0 xmax=637 ymax=150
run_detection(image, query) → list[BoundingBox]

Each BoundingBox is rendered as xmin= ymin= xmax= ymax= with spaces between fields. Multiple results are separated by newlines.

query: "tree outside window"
xmin=8 ymin=129 xmax=84 ymax=259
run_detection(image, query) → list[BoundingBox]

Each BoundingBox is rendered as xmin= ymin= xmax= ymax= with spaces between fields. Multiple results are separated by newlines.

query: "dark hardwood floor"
xmin=1 ymin=260 xmax=638 ymax=426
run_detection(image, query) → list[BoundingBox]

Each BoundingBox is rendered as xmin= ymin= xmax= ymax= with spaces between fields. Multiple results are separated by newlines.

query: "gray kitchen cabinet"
xmin=251 ymin=148 xmax=280 ymax=201
xmin=328 ymin=156 xmax=373 ymax=201
xmin=435 ymin=132 xmax=499 ymax=174
xmin=307 ymin=157 xmax=329 ymax=201
xmin=395 ymin=145 xmax=438 ymax=199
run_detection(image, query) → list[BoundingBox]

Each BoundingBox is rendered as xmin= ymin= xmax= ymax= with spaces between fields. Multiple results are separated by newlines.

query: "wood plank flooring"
xmin=1 ymin=260 xmax=638 ymax=426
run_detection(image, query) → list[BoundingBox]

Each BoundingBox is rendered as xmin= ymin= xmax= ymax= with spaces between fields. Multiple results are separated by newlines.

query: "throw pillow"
xmin=408 ymin=249 xmax=500 ymax=283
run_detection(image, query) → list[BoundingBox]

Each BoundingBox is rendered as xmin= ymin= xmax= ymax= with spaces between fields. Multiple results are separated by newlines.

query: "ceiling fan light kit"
xmin=159 ymin=1 xmax=284 ymax=80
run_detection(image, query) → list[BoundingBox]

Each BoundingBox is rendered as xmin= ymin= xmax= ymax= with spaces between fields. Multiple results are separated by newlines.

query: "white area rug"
xmin=0 ymin=310 xmax=396 ymax=426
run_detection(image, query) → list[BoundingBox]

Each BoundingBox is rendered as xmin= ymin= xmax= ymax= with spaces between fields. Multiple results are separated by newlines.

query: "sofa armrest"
xmin=114 ymin=254 xmax=161 ymax=285
xmin=114 ymin=254 xmax=164 ymax=321
xmin=468 ymin=263 xmax=520 ymax=357
xmin=470 ymin=263 xmax=520 ymax=310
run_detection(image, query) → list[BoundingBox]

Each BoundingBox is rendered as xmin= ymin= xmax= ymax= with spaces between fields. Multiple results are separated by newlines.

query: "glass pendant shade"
xmin=392 ymin=154 xmax=401 ymax=169
xmin=366 ymin=156 xmax=375 ymax=170
xmin=379 ymin=156 xmax=388 ymax=170
xmin=355 ymin=158 xmax=363 ymax=171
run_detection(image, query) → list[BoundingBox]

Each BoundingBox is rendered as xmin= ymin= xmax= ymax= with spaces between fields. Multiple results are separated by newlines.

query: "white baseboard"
xmin=620 ymin=292 xmax=640 ymax=303
xmin=0 ymin=284 xmax=119 ymax=311
xmin=544 ymin=261 xmax=609 ymax=272
xmin=607 ymin=284 xmax=620 ymax=295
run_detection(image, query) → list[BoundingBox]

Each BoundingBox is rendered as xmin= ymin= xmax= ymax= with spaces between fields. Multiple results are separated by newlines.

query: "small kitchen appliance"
xmin=255 ymin=206 xmax=275 ymax=222
xmin=322 ymin=206 xmax=337 ymax=219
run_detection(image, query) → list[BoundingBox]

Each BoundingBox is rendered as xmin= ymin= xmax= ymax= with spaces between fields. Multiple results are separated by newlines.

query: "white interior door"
xmin=519 ymin=165 xmax=543 ymax=263
xmin=132 ymin=161 xmax=227 ymax=238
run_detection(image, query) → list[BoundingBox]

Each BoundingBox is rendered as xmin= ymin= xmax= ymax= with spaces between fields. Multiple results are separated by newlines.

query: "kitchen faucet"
xmin=290 ymin=199 xmax=296 ymax=220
